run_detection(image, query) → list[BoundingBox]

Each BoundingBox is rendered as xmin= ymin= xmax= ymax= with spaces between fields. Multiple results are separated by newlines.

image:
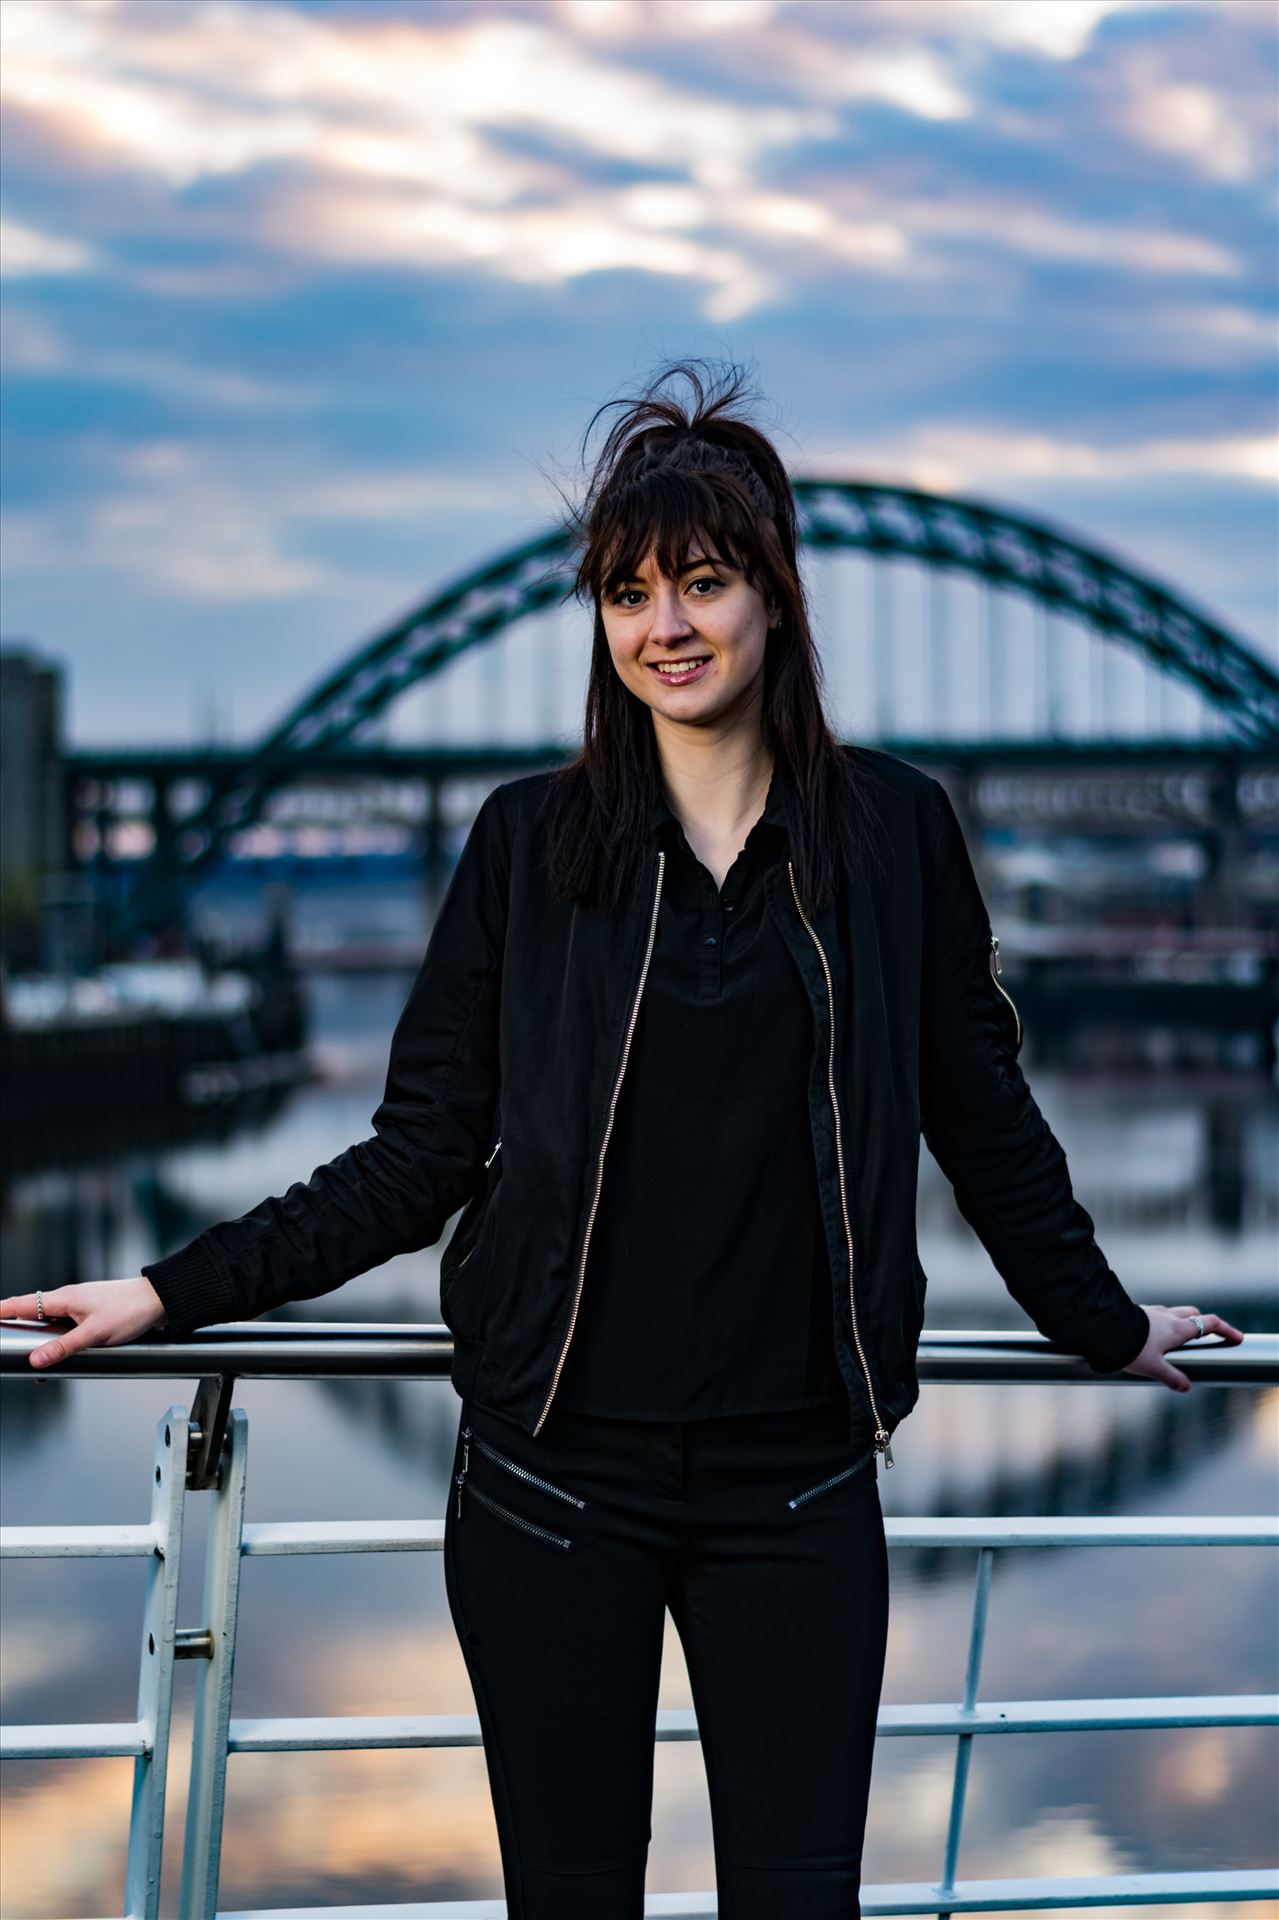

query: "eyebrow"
xmin=615 ymin=552 xmax=726 ymax=586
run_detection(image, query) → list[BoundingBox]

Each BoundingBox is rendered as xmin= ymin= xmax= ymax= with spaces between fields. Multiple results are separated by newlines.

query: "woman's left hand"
xmin=1122 ymin=1304 xmax=1245 ymax=1393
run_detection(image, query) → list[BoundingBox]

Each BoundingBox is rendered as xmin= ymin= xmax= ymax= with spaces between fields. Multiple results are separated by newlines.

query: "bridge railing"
xmin=2 ymin=1325 xmax=1275 ymax=1920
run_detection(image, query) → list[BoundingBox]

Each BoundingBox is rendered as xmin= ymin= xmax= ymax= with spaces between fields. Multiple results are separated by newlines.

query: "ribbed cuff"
xmin=1083 ymin=1297 xmax=1150 ymax=1376
xmin=140 ymin=1237 xmax=242 ymax=1339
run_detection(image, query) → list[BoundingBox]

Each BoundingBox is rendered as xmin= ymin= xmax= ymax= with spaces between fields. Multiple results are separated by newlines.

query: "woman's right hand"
xmin=0 ymin=1278 xmax=170 ymax=1368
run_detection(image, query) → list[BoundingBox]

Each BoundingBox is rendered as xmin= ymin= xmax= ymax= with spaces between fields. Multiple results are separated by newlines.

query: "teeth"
xmin=655 ymin=659 xmax=708 ymax=675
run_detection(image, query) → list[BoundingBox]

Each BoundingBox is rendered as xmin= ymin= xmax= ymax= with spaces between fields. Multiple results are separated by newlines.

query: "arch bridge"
xmin=69 ymin=480 xmax=1278 ymax=944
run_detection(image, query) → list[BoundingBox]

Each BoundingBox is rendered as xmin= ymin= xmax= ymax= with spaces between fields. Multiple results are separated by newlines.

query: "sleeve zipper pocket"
xmin=988 ymin=933 xmax=1024 ymax=1053
xmin=457 ymin=1137 xmax=503 ymax=1269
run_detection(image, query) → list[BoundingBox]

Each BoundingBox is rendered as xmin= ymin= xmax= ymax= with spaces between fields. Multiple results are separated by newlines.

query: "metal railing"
xmin=2 ymin=1323 xmax=1276 ymax=1920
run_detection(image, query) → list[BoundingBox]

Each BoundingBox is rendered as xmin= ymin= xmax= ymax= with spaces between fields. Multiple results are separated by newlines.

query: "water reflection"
xmin=2 ymin=896 xmax=1275 ymax=1913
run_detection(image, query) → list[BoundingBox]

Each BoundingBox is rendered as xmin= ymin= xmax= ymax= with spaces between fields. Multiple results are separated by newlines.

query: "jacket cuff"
xmin=1082 ymin=1297 xmax=1150 ymax=1376
xmin=141 ymin=1238 xmax=242 ymax=1339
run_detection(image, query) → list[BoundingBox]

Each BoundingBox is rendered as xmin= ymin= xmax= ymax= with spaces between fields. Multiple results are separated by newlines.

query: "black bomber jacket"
xmin=141 ymin=745 xmax=1151 ymax=1463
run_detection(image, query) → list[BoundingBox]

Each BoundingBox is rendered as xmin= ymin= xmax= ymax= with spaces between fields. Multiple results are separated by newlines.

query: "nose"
xmin=647 ymin=584 xmax=695 ymax=643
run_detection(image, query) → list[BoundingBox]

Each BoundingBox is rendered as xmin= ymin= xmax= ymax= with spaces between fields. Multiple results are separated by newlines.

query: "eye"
xmin=688 ymin=576 xmax=720 ymax=595
xmin=608 ymin=588 xmax=644 ymax=607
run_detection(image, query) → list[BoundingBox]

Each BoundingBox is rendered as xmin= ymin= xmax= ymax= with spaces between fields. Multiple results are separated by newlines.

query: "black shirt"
xmin=553 ymin=758 xmax=846 ymax=1420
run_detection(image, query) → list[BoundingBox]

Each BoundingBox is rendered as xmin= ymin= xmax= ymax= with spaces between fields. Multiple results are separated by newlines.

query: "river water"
xmin=2 ymin=875 xmax=1275 ymax=1914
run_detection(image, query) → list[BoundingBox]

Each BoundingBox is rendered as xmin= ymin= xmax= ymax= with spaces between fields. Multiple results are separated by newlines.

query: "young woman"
xmin=3 ymin=360 xmax=1242 ymax=1919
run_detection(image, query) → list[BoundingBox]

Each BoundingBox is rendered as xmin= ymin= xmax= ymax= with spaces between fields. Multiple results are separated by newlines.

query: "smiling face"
xmin=601 ymin=541 xmax=781 ymax=735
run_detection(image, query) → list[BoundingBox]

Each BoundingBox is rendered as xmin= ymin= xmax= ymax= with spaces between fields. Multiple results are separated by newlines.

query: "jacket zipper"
xmin=533 ymin=850 xmax=667 ymax=1437
xmin=461 ymin=1425 xmax=586 ymax=1508
xmin=988 ymin=934 xmax=1023 ymax=1051
xmin=787 ymin=861 xmax=894 ymax=1468
xmin=787 ymin=1445 xmax=877 ymax=1510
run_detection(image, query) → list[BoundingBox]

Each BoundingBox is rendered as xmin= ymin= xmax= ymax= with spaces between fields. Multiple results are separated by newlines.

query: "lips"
xmin=648 ymin=656 xmax=712 ymax=684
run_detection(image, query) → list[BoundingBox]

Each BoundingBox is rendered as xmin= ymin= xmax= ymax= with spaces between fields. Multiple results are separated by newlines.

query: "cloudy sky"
xmin=1 ymin=0 xmax=1275 ymax=745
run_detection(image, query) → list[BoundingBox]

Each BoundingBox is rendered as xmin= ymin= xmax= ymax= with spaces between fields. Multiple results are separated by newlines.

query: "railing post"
xmin=123 ymin=1405 xmax=190 ymax=1920
xmin=937 ymin=1543 xmax=995 ymax=1909
xmin=178 ymin=1404 xmax=249 ymax=1920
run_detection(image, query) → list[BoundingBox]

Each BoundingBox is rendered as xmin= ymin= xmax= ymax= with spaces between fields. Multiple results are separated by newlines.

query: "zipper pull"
xmin=456 ymin=1428 xmax=472 ymax=1517
xmin=990 ymin=933 xmax=1001 ymax=977
xmin=876 ymin=1427 xmax=895 ymax=1468
xmin=485 ymin=1137 xmax=502 ymax=1169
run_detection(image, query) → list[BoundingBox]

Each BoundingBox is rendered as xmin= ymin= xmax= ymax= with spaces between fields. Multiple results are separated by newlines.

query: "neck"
xmin=650 ymin=716 xmax=774 ymax=845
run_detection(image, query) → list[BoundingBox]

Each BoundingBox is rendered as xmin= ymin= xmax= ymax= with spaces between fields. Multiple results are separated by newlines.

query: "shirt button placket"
xmin=699 ymin=872 xmax=722 ymax=1001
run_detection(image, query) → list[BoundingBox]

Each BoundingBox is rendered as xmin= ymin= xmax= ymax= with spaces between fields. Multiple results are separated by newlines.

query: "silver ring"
xmin=1191 ymin=1314 xmax=1204 ymax=1340
xmin=35 ymin=1291 xmax=45 ymax=1323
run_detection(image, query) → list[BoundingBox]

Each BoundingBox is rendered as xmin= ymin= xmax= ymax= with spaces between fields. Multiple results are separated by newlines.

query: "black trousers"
xmin=443 ymin=1389 xmax=891 ymax=1919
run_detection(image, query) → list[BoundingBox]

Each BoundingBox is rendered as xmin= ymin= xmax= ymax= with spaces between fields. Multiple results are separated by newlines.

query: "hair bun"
xmin=659 ymin=438 xmax=776 ymax=518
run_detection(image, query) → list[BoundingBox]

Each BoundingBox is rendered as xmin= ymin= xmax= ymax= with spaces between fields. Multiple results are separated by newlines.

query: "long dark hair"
xmin=540 ymin=357 xmax=887 ymax=914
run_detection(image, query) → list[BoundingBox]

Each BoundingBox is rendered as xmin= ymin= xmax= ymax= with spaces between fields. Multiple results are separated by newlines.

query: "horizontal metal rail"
xmin=20 ymin=1694 xmax=1266 ymax=1767
xmin=15 ymin=1511 xmax=1273 ymax=1563
xmin=216 ymin=1879 xmax=1279 ymax=1919
xmin=1 ymin=1324 xmax=1274 ymax=1920
xmin=2 ymin=1320 xmax=1274 ymax=1381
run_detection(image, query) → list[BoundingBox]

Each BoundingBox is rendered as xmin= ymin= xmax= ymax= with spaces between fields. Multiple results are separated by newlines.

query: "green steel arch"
xmin=123 ymin=480 xmax=1279 ymax=929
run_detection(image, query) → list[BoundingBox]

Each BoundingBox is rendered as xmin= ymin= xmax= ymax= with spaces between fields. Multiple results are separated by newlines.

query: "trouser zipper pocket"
xmin=786 ymin=1446 xmax=877 ymax=1511
xmin=453 ymin=1423 xmax=583 ymax=1550
xmin=461 ymin=1426 xmax=587 ymax=1510
xmin=460 ymin=1479 xmax=574 ymax=1552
